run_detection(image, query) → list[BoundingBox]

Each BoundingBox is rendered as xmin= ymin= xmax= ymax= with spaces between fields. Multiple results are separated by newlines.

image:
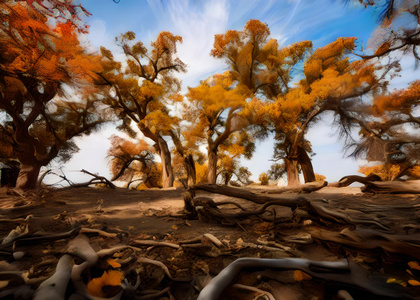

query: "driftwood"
xmin=309 ymin=227 xmax=420 ymax=260
xmin=338 ymin=174 xmax=382 ymax=187
xmin=188 ymin=185 xmax=389 ymax=230
xmin=261 ymin=180 xmax=328 ymax=194
xmin=197 ymin=258 xmax=411 ymax=300
xmin=362 ymin=180 xmax=420 ymax=194
xmin=33 ymin=255 xmax=73 ymax=300
xmin=339 ymin=175 xmax=420 ymax=194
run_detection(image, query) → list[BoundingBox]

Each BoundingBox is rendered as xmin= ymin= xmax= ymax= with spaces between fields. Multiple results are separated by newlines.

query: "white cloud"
xmin=165 ymin=0 xmax=231 ymax=88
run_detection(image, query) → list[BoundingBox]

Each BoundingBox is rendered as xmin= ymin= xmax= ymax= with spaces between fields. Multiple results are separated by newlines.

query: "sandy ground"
xmin=0 ymin=185 xmax=418 ymax=299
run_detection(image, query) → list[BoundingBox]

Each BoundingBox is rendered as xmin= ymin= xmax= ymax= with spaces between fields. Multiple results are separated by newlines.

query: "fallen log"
xmin=309 ymin=227 xmax=420 ymax=260
xmin=363 ymin=180 xmax=420 ymax=194
xmin=261 ymin=181 xmax=328 ymax=194
xmin=190 ymin=184 xmax=303 ymax=207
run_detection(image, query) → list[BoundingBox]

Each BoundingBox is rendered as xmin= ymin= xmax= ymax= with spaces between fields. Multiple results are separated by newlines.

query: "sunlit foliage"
xmin=0 ymin=1 xmax=105 ymax=189
xmin=108 ymin=135 xmax=162 ymax=188
xmin=99 ymin=30 xmax=186 ymax=187
xmin=185 ymin=72 xmax=254 ymax=183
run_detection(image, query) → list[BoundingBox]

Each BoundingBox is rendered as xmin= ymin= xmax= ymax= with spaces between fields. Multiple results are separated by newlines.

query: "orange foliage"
xmin=358 ymin=164 xmax=402 ymax=181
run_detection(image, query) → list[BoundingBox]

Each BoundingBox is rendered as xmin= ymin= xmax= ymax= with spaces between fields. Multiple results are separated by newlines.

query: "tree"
xmin=342 ymin=80 xmax=420 ymax=180
xmin=266 ymin=35 xmax=396 ymax=186
xmin=0 ymin=2 xmax=105 ymax=189
xmin=210 ymin=20 xmax=387 ymax=186
xmin=210 ymin=20 xmax=316 ymax=186
xmin=12 ymin=0 xmax=92 ymax=33
xmin=99 ymin=31 xmax=186 ymax=188
xmin=108 ymin=135 xmax=161 ymax=188
xmin=185 ymin=72 xmax=254 ymax=184
xmin=349 ymin=0 xmax=420 ymax=61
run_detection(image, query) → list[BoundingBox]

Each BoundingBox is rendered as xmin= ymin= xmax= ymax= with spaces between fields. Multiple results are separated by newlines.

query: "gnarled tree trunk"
xmin=208 ymin=149 xmax=218 ymax=184
xmin=15 ymin=163 xmax=42 ymax=190
xmin=285 ymin=158 xmax=299 ymax=187
xmin=297 ymin=146 xmax=316 ymax=183
xmin=157 ymin=137 xmax=174 ymax=188
xmin=185 ymin=154 xmax=196 ymax=187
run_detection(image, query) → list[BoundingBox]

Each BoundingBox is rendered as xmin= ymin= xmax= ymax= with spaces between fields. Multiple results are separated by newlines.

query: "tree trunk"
xmin=15 ymin=163 xmax=42 ymax=190
xmin=185 ymin=154 xmax=196 ymax=187
xmin=158 ymin=137 xmax=174 ymax=188
xmin=285 ymin=158 xmax=300 ymax=187
xmin=297 ymin=146 xmax=316 ymax=183
xmin=208 ymin=149 xmax=218 ymax=184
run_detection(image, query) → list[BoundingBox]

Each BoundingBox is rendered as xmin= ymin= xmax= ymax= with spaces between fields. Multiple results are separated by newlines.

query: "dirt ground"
xmin=0 ymin=186 xmax=419 ymax=299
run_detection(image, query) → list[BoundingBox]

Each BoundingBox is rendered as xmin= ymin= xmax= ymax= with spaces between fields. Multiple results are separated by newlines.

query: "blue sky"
xmin=50 ymin=0 xmax=418 ymax=185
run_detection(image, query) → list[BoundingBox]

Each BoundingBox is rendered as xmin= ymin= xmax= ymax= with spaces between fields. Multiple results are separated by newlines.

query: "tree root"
xmin=197 ymin=258 xmax=411 ymax=300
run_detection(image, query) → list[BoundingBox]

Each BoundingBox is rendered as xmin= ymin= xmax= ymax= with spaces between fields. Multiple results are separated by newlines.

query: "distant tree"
xmin=216 ymin=133 xmax=254 ymax=185
xmin=99 ymin=31 xmax=186 ymax=188
xmin=258 ymin=172 xmax=269 ymax=185
xmin=108 ymin=135 xmax=161 ymax=188
xmin=185 ymin=72 xmax=254 ymax=184
xmin=0 ymin=2 xmax=105 ymax=189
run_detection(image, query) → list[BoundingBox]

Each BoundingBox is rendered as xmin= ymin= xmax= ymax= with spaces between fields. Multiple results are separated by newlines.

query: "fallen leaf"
xmin=408 ymin=261 xmax=420 ymax=271
xmin=107 ymin=258 xmax=121 ymax=268
xmin=294 ymin=270 xmax=312 ymax=281
xmin=406 ymin=269 xmax=413 ymax=276
xmin=172 ymin=225 xmax=178 ymax=230
xmin=87 ymin=270 xmax=124 ymax=298
xmin=408 ymin=280 xmax=420 ymax=286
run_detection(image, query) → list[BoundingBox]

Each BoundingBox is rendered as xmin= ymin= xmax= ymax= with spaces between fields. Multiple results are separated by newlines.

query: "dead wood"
xmin=190 ymin=184 xmax=304 ymax=207
xmin=362 ymin=180 xmax=420 ymax=194
xmin=338 ymin=174 xmax=382 ymax=187
xmin=187 ymin=185 xmax=390 ymax=231
xmin=309 ymin=227 xmax=420 ymax=260
xmin=197 ymin=258 xmax=411 ymax=300
xmin=261 ymin=180 xmax=328 ymax=194
xmin=33 ymin=254 xmax=73 ymax=300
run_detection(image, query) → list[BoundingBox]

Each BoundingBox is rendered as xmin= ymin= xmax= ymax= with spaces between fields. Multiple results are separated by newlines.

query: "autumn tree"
xmin=108 ymin=135 xmax=162 ymax=188
xmin=342 ymin=80 xmax=420 ymax=181
xmin=335 ymin=1 xmax=420 ymax=180
xmin=212 ymin=20 xmax=392 ymax=186
xmin=185 ymin=72 xmax=255 ymax=184
xmin=0 ymin=2 xmax=105 ymax=189
xmin=349 ymin=0 xmax=420 ymax=61
xmin=99 ymin=31 xmax=186 ymax=188
xmin=210 ymin=20 xmax=315 ymax=186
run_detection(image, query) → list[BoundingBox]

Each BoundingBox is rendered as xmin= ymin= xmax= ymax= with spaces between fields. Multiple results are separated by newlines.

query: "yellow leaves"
xmin=373 ymin=80 xmax=420 ymax=114
xmin=408 ymin=261 xmax=420 ymax=271
xmin=386 ymin=277 xmax=407 ymax=287
xmin=151 ymin=31 xmax=183 ymax=57
xmin=408 ymin=280 xmax=420 ymax=286
xmin=107 ymin=258 xmax=121 ymax=268
xmin=374 ymin=41 xmax=391 ymax=56
xmin=100 ymin=46 xmax=114 ymax=60
xmin=312 ymin=37 xmax=356 ymax=61
xmin=294 ymin=270 xmax=312 ymax=281
xmin=211 ymin=30 xmax=241 ymax=57
xmin=142 ymin=110 xmax=176 ymax=134
xmin=140 ymin=81 xmax=164 ymax=99
xmin=304 ymin=59 xmax=323 ymax=83
xmin=244 ymin=19 xmax=270 ymax=40
xmin=87 ymin=270 xmax=124 ymax=298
